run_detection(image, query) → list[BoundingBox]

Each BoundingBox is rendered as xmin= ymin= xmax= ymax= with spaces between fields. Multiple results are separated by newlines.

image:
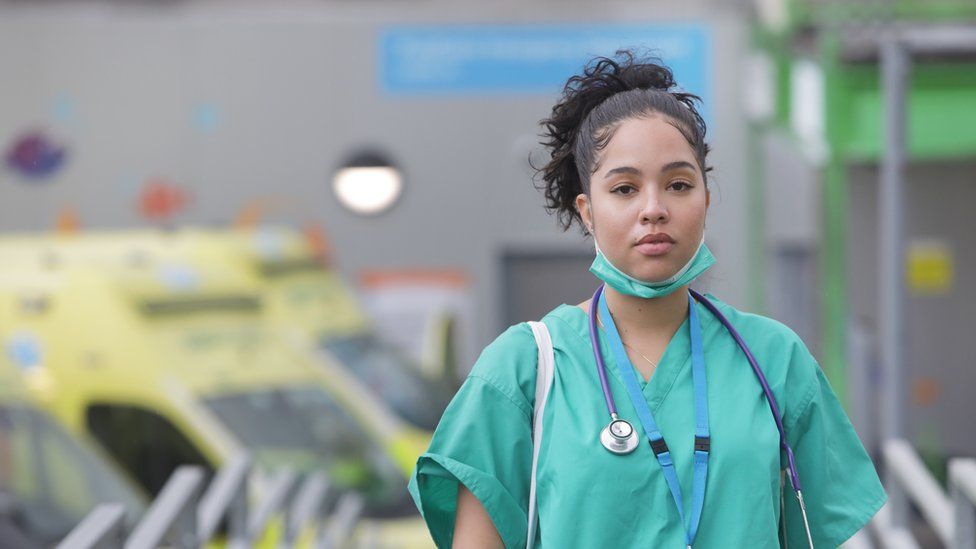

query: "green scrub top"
xmin=408 ymin=294 xmax=886 ymax=548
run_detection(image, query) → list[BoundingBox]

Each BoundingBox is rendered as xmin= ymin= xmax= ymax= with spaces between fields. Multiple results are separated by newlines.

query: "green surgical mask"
xmin=589 ymin=235 xmax=715 ymax=299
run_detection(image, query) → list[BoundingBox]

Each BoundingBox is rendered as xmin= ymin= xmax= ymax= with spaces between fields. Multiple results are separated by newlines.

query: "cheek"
xmin=679 ymin=196 xmax=709 ymax=229
xmin=591 ymin=194 xmax=639 ymax=226
xmin=593 ymin=206 xmax=634 ymax=243
xmin=694 ymin=206 xmax=709 ymax=229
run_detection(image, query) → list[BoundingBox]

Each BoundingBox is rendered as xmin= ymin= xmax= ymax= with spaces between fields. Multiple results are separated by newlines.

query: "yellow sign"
xmin=906 ymin=240 xmax=953 ymax=294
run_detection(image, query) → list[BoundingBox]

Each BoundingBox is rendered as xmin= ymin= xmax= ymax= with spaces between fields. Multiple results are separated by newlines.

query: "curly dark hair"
xmin=537 ymin=50 xmax=712 ymax=233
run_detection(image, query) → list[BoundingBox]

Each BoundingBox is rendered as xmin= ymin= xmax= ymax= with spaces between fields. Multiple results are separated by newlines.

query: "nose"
xmin=639 ymin=189 xmax=669 ymax=225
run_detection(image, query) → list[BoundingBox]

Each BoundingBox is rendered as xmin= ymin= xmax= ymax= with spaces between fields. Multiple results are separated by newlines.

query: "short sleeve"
xmin=407 ymin=325 xmax=535 ymax=549
xmin=781 ymin=362 xmax=887 ymax=547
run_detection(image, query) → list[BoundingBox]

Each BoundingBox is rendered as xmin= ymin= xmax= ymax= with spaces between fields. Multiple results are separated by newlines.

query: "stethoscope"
xmin=587 ymin=283 xmax=814 ymax=548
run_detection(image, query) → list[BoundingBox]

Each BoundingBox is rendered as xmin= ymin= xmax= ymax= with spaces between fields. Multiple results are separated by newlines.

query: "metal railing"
xmin=197 ymin=453 xmax=250 ymax=547
xmin=59 ymin=454 xmax=366 ymax=549
xmin=951 ymin=460 xmax=976 ymax=549
xmin=247 ymin=468 xmax=298 ymax=542
xmin=319 ymin=493 xmax=366 ymax=549
xmin=285 ymin=473 xmax=330 ymax=546
xmin=865 ymin=439 xmax=976 ymax=549
xmin=56 ymin=504 xmax=128 ymax=549
xmin=126 ymin=466 xmax=205 ymax=549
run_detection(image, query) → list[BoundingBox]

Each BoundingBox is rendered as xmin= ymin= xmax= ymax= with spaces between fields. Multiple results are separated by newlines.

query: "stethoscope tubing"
xmin=588 ymin=284 xmax=619 ymax=417
xmin=686 ymin=288 xmax=802 ymax=492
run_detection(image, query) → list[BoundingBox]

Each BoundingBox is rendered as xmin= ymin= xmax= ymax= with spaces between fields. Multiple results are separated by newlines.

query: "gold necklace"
xmin=596 ymin=315 xmax=658 ymax=368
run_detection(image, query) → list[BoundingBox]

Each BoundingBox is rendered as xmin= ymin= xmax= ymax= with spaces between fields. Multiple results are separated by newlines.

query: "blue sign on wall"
xmin=379 ymin=23 xmax=711 ymax=117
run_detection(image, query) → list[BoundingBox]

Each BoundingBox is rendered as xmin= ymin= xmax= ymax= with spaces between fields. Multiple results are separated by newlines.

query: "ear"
xmin=705 ymin=187 xmax=711 ymax=210
xmin=575 ymin=193 xmax=593 ymax=233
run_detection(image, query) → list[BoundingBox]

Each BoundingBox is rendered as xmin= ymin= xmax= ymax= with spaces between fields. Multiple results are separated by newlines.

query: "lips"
xmin=636 ymin=241 xmax=674 ymax=256
xmin=635 ymin=233 xmax=676 ymax=257
xmin=637 ymin=233 xmax=675 ymax=245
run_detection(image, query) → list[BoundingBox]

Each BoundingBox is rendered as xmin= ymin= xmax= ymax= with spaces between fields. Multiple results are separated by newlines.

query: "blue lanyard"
xmin=597 ymin=291 xmax=710 ymax=547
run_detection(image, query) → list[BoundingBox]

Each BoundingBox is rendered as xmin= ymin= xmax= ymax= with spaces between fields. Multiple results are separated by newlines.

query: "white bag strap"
xmin=526 ymin=320 xmax=554 ymax=549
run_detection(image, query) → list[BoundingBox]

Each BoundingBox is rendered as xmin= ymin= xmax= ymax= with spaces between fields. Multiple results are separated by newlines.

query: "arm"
xmin=409 ymin=324 xmax=538 ymax=548
xmin=452 ymin=484 xmax=505 ymax=549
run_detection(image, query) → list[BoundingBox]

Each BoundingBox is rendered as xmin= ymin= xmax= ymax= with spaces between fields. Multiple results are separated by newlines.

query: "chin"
xmin=630 ymin=264 xmax=681 ymax=284
xmin=629 ymin=251 xmax=693 ymax=282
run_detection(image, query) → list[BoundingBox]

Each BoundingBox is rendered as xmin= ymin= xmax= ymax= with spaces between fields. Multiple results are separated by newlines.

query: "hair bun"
xmin=577 ymin=50 xmax=676 ymax=97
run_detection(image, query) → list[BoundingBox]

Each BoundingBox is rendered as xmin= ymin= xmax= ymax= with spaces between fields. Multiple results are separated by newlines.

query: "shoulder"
xmin=701 ymin=293 xmax=805 ymax=348
xmin=465 ymin=321 xmax=539 ymax=416
xmin=700 ymin=293 xmax=822 ymax=408
xmin=701 ymin=293 xmax=813 ymax=362
xmin=466 ymin=303 xmax=584 ymax=409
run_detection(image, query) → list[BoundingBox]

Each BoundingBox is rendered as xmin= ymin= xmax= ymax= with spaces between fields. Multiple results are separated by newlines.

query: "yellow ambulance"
xmin=0 ymin=341 xmax=146 ymax=547
xmin=176 ymin=228 xmax=456 ymax=437
xmin=0 ymin=235 xmax=431 ymax=547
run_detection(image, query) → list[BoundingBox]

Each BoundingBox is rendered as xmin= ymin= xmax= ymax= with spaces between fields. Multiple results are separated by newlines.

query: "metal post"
xmin=880 ymin=34 xmax=910 ymax=531
xmin=317 ymin=493 xmax=364 ymax=549
xmin=56 ymin=504 xmax=127 ymax=549
xmin=884 ymin=439 xmax=953 ymax=544
xmin=197 ymin=453 xmax=251 ymax=547
xmin=284 ymin=473 xmax=330 ymax=547
xmin=950 ymin=459 xmax=976 ymax=549
xmin=870 ymin=502 xmax=921 ymax=549
xmin=839 ymin=528 xmax=874 ymax=549
xmin=246 ymin=469 xmax=297 ymax=542
xmin=125 ymin=466 xmax=205 ymax=549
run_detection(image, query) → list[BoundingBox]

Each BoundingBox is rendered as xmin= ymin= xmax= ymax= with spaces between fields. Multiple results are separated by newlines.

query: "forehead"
xmin=598 ymin=115 xmax=697 ymax=170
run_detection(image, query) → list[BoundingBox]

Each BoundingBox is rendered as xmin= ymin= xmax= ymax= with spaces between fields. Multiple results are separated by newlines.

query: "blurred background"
xmin=0 ymin=0 xmax=974 ymax=547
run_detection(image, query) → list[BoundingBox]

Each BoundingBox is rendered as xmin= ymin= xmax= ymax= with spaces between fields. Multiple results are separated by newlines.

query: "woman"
xmin=408 ymin=51 xmax=885 ymax=548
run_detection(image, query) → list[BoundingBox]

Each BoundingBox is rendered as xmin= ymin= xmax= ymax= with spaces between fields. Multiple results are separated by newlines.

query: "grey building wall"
xmin=0 ymin=1 xmax=752 ymax=367
xmin=847 ymin=161 xmax=976 ymax=456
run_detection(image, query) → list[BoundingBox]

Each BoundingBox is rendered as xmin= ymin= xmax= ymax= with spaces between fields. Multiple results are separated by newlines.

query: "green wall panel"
xmin=837 ymin=64 xmax=976 ymax=162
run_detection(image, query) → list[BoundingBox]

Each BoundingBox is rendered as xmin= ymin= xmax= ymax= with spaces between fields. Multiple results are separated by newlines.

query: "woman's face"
xmin=576 ymin=114 xmax=709 ymax=284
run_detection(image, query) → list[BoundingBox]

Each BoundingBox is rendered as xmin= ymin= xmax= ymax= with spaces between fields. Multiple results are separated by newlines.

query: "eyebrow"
xmin=661 ymin=161 xmax=698 ymax=173
xmin=602 ymin=161 xmax=698 ymax=179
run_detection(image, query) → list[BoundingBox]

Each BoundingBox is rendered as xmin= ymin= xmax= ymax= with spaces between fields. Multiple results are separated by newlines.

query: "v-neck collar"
xmin=549 ymin=298 xmax=711 ymax=413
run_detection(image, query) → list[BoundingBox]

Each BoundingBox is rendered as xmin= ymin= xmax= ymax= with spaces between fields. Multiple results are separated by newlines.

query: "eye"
xmin=611 ymin=184 xmax=637 ymax=196
xmin=668 ymin=181 xmax=693 ymax=192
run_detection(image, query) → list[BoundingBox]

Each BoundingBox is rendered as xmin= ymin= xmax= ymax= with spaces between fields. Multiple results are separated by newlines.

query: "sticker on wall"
xmin=234 ymin=197 xmax=285 ymax=229
xmin=302 ymin=222 xmax=334 ymax=266
xmin=906 ymin=238 xmax=954 ymax=295
xmin=55 ymin=205 xmax=81 ymax=234
xmin=4 ymin=130 xmax=68 ymax=180
xmin=50 ymin=93 xmax=79 ymax=128
xmin=191 ymin=103 xmax=221 ymax=134
xmin=138 ymin=178 xmax=192 ymax=222
xmin=116 ymin=172 xmax=142 ymax=193
xmin=911 ymin=377 xmax=941 ymax=407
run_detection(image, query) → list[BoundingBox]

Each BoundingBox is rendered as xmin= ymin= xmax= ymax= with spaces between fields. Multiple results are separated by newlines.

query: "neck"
xmin=603 ymin=284 xmax=690 ymax=336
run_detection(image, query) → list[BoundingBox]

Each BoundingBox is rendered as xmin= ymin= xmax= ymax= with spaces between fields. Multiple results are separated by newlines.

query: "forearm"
xmin=452 ymin=484 xmax=505 ymax=549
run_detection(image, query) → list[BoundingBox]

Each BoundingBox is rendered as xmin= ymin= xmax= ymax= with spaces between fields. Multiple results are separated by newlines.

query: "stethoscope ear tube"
xmin=687 ymin=290 xmax=802 ymax=485
xmin=589 ymin=284 xmax=619 ymax=419
xmin=590 ymin=285 xmax=641 ymax=455
xmin=687 ymin=289 xmax=812 ymax=548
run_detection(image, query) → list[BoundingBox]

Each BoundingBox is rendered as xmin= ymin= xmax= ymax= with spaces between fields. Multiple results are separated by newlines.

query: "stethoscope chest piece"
xmin=600 ymin=418 xmax=639 ymax=454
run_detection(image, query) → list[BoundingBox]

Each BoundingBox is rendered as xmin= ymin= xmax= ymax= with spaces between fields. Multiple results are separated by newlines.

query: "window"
xmin=0 ymin=405 xmax=145 ymax=545
xmin=86 ymin=404 xmax=212 ymax=496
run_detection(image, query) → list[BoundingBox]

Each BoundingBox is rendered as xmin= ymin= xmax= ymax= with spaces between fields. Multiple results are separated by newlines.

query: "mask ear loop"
xmin=586 ymin=202 xmax=595 ymax=236
xmin=586 ymin=203 xmax=599 ymax=249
